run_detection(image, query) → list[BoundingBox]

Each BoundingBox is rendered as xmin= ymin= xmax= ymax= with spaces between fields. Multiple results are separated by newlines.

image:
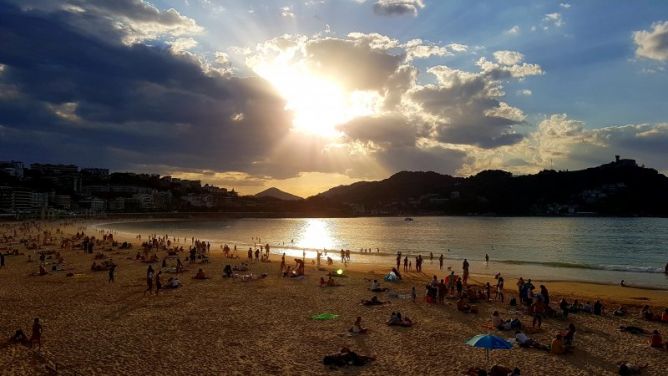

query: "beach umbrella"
xmin=465 ymin=334 xmax=513 ymax=367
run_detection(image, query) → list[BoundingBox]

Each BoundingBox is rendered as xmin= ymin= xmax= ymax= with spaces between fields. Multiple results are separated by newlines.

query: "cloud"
xmin=633 ymin=21 xmax=668 ymax=61
xmin=280 ymin=6 xmax=295 ymax=18
xmin=169 ymin=37 xmax=198 ymax=53
xmin=0 ymin=2 xmax=293 ymax=177
xmin=493 ymin=50 xmax=525 ymax=66
xmin=543 ymin=13 xmax=564 ymax=28
xmin=7 ymin=0 xmax=203 ymax=45
xmin=460 ymin=114 xmax=668 ymax=176
xmin=505 ymin=25 xmax=520 ymax=36
xmin=516 ymin=89 xmax=532 ymax=96
xmin=373 ymin=0 xmax=425 ymax=17
xmin=560 ymin=3 xmax=571 ymax=9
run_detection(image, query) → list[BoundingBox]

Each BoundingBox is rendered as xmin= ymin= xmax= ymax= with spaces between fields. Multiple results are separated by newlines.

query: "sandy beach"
xmin=1 ymin=220 xmax=668 ymax=376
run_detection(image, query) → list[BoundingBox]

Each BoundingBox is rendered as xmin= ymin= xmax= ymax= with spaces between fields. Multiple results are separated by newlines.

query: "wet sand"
xmin=1 ymin=220 xmax=668 ymax=375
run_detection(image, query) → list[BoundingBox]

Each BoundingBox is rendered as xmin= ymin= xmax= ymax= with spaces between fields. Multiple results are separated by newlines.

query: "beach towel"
xmin=311 ymin=313 xmax=339 ymax=320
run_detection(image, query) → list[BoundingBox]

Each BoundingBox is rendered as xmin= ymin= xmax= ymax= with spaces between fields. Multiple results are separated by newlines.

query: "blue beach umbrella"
xmin=465 ymin=334 xmax=513 ymax=366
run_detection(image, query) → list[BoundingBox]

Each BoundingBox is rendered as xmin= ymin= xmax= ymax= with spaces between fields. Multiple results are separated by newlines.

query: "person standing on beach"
xmin=396 ymin=252 xmax=401 ymax=270
xmin=0 ymin=252 xmax=5 ymax=268
xmin=455 ymin=277 xmax=463 ymax=297
xmin=439 ymin=254 xmax=443 ymax=270
xmin=108 ymin=261 xmax=116 ymax=283
xmin=145 ymin=265 xmax=154 ymax=295
xmin=531 ymin=298 xmax=544 ymax=328
xmin=485 ymin=254 xmax=489 ymax=263
xmin=540 ymin=285 xmax=550 ymax=305
xmin=496 ymin=277 xmax=505 ymax=302
xmin=30 ymin=318 xmax=42 ymax=350
xmin=462 ymin=259 xmax=469 ymax=284
xmin=403 ymin=256 xmax=408 ymax=272
xmin=155 ymin=271 xmax=162 ymax=295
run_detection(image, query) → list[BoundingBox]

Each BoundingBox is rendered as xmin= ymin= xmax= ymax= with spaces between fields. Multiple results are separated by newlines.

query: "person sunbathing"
xmin=326 ymin=276 xmax=341 ymax=287
xmin=322 ymin=347 xmax=375 ymax=367
xmin=640 ymin=305 xmax=655 ymax=321
xmin=617 ymin=361 xmax=648 ymax=375
xmin=563 ymin=323 xmax=577 ymax=347
xmin=165 ymin=277 xmax=182 ymax=289
xmin=361 ymin=296 xmax=387 ymax=306
xmin=8 ymin=329 xmax=29 ymax=346
xmin=457 ymin=298 xmax=478 ymax=313
xmin=233 ymin=263 xmax=249 ymax=272
xmin=386 ymin=312 xmax=413 ymax=327
xmin=370 ymin=279 xmax=388 ymax=292
xmin=550 ymin=334 xmax=566 ymax=355
xmin=613 ymin=306 xmax=628 ymax=317
xmin=38 ymin=264 xmax=48 ymax=276
xmin=515 ymin=330 xmax=548 ymax=351
xmin=618 ymin=325 xmax=649 ymax=335
xmin=492 ymin=311 xmax=510 ymax=330
xmin=649 ymin=330 xmax=664 ymax=348
xmin=349 ymin=317 xmax=368 ymax=334
xmin=193 ymin=268 xmax=209 ymax=280
xmin=223 ymin=265 xmax=233 ymax=278
xmin=490 ymin=365 xmax=521 ymax=376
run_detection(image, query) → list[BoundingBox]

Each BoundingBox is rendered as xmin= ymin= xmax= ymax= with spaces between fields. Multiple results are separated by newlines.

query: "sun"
xmin=251 ymin=58 xmax=381 ymax=137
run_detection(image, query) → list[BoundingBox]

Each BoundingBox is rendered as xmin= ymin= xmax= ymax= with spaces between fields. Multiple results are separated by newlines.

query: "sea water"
xmin=99 ymin=217 xmax=668 ymax=288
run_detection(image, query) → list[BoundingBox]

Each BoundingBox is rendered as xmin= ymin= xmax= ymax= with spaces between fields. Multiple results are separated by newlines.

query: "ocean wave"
xmin=496 ymin=259 xmax=664 ymax=274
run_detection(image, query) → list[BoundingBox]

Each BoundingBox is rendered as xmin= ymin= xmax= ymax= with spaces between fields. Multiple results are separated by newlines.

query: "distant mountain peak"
xmin=255 ymin=187 xmax=303 ymax=201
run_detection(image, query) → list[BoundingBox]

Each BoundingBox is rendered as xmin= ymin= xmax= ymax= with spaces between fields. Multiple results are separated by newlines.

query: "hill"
xmin=255 ymin=187 xmax=303 ymax=201
xmin=310 ymin=158 xmax=668 ymax=216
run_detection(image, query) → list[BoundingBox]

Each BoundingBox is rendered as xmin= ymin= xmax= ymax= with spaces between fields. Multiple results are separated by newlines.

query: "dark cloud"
xmin=338 ymin=115 xmax=416 ymax=147
xmin=374 ymin=146 xmax=466 ymax=175
xmin=5 ymin=0 xmax=202 ymax=44
xmin=634 ymin=20 xmax=668 ymax=61
xmin=410 ymin=67 xmax=528 ymax=148
xmin=0 ymin=2 xmax=292 ymax=175
xmin=304 ymin=38 xmax=405 ymax=91
xmin=373 ymin=0 xmax=424 ymax=17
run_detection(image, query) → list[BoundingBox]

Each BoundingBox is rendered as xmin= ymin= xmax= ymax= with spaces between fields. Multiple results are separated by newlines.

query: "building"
xmin=81 ymin=168 xmax=110 ymax=176
xmin=31 ymin=192 xmax=49 ymax=210
xmin=107 ymin=197 xmax=126 ymax=211
xmin=52 ymin=195 xmax=72 ymax=210
xmin=0 ymin=161 xmax=25 ymax=178
xmin=0 ymin=187 xmax=33 ymax=213
xmin=30 ymin=163 xmax=79 ymax=175
xmin=79 ymin=197 xmax=106 ymax=212
xmin=132 ymin=193 xmax=154 ymax=209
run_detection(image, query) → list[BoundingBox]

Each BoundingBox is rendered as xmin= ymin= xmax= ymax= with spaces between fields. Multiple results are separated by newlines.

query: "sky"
xmin=1 ymin=0 xmax=667 ymax=197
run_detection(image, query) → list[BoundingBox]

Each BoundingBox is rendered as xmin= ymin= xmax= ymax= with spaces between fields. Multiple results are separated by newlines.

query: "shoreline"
xmin=96 ymin=217 xmax=668 ymax=293
xmin=95 ymin=219 xmax=668 ymax=307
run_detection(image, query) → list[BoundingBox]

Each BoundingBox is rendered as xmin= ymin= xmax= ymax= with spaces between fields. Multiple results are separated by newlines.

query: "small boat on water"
xmin=404 ymin=217 xmax=414 ymax=222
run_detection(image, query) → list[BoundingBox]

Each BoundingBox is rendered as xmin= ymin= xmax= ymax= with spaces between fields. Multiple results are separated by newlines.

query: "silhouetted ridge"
xmin=311 ymin=160 xmax=668 ymax=216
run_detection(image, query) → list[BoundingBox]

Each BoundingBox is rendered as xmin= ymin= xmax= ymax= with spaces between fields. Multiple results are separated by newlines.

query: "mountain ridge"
xmin=255 ymin=187 xmax=303 ymax=201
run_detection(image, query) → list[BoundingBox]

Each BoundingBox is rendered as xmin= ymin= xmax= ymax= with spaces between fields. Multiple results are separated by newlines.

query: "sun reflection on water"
xmin=296 ymin=219 xmax=335 ymax=251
